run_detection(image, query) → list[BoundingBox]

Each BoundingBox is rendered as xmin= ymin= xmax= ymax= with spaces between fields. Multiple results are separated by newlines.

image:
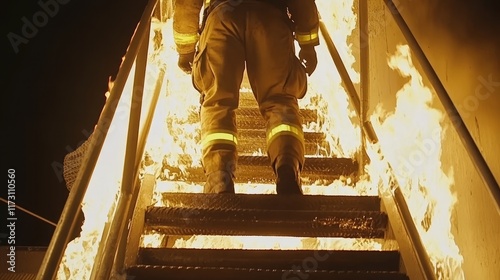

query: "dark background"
xmin=2 ymin=0 xmax=148 ymax=246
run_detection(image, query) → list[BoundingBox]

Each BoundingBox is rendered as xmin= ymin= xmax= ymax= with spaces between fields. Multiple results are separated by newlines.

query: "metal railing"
xmin=320 ymin=1 xmax=499 ymax=279
xmin=37 ymin=0 xmax=499 ymax=279
xmin=318 ymin=15 xmax=436 ymax=280
xmin=383 ymin=0 xmax=500 ymax=214
xmin=36 ymin=0 xmax=158 ymax=279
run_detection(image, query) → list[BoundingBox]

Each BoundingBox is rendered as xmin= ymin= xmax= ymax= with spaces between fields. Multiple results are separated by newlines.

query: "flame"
xmin=300 ymin=0 xmax=361 ymax=158
xmin=144 ymin=19 xmax=202 ymax=173
xmin=140 ymin=231 xmax=165 ymax=248
xmin=57 ymin=0 xmax=465 ymax=279
xmin=139 ymin=0 xmax=379 ymax=256
xmin=56 ymin=18 xmax=171 ymax=279
xmin=171 ymin=235 xmax=393 ymax=251
xmin=369 ymin=44 xmax=465 ymax=279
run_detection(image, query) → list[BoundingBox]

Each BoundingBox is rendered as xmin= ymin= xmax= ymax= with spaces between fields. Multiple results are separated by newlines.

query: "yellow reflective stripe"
xmin=267 ymin=124 xmax=304 ymax=145
xmin=205 ymin=0 xmax=211 ymax=7
xmin=296 ymin=31 xmax=319 ymax=44
xmin=201 ymin=132 xmax=238 ymax=149
xmin=173 ymin=31 xmax=199 ymax=45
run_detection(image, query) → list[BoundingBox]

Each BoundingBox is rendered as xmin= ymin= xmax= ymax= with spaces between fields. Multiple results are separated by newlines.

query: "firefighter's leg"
xmin=192 ymin=4 xmax=246 ymax=193
xmin=262 ymin=97 xmax=305 ymax=195
xmin=244 ymin=2 xmax=307 ymax=194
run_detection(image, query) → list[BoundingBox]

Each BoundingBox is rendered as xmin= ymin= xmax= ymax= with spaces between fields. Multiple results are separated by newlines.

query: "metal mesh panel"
xmin=62 ymin=133 xmax=94 ymax=190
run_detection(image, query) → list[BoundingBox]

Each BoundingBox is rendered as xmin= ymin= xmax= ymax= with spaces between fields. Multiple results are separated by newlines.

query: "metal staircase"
xmin=122 ymin=89 xmax=409 ymax=279
xmin=36 ymin=0 xmax=500 ymax=279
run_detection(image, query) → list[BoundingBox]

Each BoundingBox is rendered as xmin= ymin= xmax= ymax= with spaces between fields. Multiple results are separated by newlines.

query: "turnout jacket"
xmin=173 ymin=0 xmax=320 ymax=55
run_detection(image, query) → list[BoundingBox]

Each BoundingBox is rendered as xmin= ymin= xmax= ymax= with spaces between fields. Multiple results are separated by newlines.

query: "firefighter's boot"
xmin=204 ymin=170 xmax=235 ymax=194
xmin=275 ymin=156 xmax=302 ymax=195
xmin=202 ymin=150 xmax=237 ymax=194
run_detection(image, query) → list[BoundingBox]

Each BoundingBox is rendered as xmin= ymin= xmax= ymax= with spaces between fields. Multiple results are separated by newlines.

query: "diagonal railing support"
xmin=36 ymin=1 xmax=158 ymax=279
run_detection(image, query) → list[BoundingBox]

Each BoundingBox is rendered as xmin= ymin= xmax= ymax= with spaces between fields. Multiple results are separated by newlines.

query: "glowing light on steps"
xmin=171 ymin=236 xmax=397 ymax=251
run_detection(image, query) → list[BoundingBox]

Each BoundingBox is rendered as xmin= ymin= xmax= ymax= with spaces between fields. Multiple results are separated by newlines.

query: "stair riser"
xmin=127 ymin=266 xmax=410 ymax=280
xmin=138 ymin=248 xmax=401 ymax=271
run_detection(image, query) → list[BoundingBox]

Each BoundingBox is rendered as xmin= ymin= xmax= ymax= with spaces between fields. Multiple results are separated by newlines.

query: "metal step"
xmin=137 ymin=248 xmax=401 ymax=270
xmin=127 ymin=265 xmax=409 ymax=280
xmin=236 ymin=107 xmax=318 ymax=129
xmin=145 ymin=207 xmax=387 ymax=238
xmin=161 ymin=156 xmax=357 ymax=184
xmin=147 ymin=194 xmax=385 ymax=238
xmin=159 ymin=193 xmax=381 ymax=211
xmin=126 ymin=86 xmax=408 ymax=280
xmin=130 ymin=191 xmax=401 ymax=280
xmin=187 ymin=107 xmax=318 ymax=129
xmin=0 ymin=274 xmax=37 ymax=280
xmin=239 ymin=90 xmax=258 ymax=107
xmin=237 ymin=130 xmax=331 ymax=155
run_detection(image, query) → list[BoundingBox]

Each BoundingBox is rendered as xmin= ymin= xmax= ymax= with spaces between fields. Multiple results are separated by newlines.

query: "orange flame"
xmin=58 ymin=1 xmax=465 ymax=279
xmin=369 ymin=44 xmax=464 ymax=279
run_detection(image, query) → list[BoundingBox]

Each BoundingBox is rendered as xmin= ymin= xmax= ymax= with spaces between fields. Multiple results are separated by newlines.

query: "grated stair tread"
xmin=127 ymin=265 xmax=410 ymax=280
xmin=144 ymin=206 xmax=388 ymax=238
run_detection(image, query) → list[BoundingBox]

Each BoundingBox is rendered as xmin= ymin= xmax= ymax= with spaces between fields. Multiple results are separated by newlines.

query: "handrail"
xmin=358 ymin=0 xmax=370 ymax=173
xmin=319 ymin=9 xmax=436 ymax=280
xmin=114 ymin=65 xmax=166 ymax=275
xmin=36 ymin=0 xmax=158 ymax=279
xmin=383 ymin=0 xmax=500 ymax=214
xmin=318 ymin=20 xmax=379 ymax=144
xmin=91 ymin=0 xmax=157 ymax=279
xmin=91 ymin=1 xmax=157 ymax=279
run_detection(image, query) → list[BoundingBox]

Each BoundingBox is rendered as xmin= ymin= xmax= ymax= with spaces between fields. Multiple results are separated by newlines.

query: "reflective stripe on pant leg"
xmin=195 ymin=5 xmax=244 ymax=180
xmin=201 ymin=130 xmax=238 ymax=150
xmin=266 ymin=121 xmax=305 ymax=171
xmin=267 ymin=123 xmax=305 ymax=169
xmin=266 ymin=123 xmax=304 ymax=148
xmin=201 ymin=131 xmax=238 ymax=179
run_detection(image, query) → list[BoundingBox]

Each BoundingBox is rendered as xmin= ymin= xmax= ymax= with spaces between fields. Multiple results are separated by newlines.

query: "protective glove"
xmin=299 ymin=45 xmax=318 ymax=76
xmin=178 ymin=52 xmax=195 ymax=74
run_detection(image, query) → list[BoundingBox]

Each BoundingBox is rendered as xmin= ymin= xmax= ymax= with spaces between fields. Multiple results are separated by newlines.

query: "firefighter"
xmin=173 ymin=0 xmax=319 ymax=194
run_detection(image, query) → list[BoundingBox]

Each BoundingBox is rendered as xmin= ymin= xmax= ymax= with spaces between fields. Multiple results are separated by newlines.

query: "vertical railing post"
xmin=35 ymin=3 xmax=157 ymax=279
xmin=114 ymin=66 xmax=166 ymax=275
xmin=358 ymin=0 xmax=370 ymax=176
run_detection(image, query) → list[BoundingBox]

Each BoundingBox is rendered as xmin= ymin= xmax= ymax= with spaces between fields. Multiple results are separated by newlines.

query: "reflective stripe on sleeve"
xmin=201 ymin=132 xmax=238 ymax=149
xmin=174 ymin=31 xmax=200 ymax=45
xmin=296 ymin=29 xmax=319 ymax=45
xmin=267 ymin=123 xmax=304 ymax=146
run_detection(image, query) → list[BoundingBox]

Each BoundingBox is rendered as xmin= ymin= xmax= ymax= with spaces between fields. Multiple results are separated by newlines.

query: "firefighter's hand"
xmin=178 ymin=52 xmax=195 ymax=74
xmin=299 ymin=45 xmax=317 ymax=76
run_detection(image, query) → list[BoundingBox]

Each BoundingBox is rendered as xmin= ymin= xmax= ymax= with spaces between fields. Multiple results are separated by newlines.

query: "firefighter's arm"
xmin=173 ymin=0 xmax=204 ymax=73
xmin=287 ymin=0 xmax=319 ymax=75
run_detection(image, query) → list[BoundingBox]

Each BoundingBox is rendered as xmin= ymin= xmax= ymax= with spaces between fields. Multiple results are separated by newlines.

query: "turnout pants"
xmin=192 ymin=0 xmax=307 ymax=191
